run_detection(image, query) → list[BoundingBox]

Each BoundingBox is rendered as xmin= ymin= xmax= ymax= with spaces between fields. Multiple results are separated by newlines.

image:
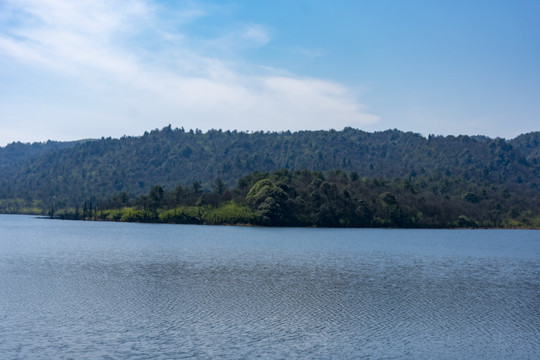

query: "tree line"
xmin=57 ymin=169 xmax=540 ymax=228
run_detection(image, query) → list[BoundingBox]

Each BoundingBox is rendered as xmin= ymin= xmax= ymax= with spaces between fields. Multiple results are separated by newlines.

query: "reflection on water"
xmin=0 ymin=215 xmax=539 ymax=359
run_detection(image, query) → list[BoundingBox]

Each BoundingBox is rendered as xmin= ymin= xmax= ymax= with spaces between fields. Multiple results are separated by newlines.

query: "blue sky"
xmin=0 ymin=0 xmax=539 ymax=145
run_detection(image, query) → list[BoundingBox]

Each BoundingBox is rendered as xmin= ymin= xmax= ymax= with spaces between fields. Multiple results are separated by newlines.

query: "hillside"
xmin=0 ymin=127 xmax=539 ymax=216
xmin=0 ymin=139 xmax=82 ymax=173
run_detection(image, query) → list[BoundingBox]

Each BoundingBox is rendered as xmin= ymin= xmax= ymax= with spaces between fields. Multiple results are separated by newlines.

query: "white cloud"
xmin=241 ymin=24 xmax=270 ymax=47
xmin=0 ymin=0 xmax=378 ymax=145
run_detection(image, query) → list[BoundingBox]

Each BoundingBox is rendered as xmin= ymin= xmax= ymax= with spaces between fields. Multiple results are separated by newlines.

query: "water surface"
xmin=0 ymin=215 xmax=538 ymax=359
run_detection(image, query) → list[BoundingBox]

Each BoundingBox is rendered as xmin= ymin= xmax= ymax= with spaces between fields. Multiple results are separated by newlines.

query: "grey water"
xmin=0 ymin=215 xmax=538 ymax=359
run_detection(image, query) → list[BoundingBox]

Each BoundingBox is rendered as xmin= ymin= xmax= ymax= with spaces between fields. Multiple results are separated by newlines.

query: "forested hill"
xmin=0 ymin=139 xmax=83 ymax=172
xmin=0 ymin=126 xmax=538 ymax=210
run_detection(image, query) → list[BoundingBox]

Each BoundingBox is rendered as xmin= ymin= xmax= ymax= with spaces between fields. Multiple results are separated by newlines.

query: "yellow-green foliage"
xmin=502 ymin=214 xmax=540 ymax=229
xmin=117 ymin=207 xmax=149 ymax=222
xmin=202 ymin=202 xmax=257 ymax=225
xmin=0 ymin=199 xmax=43 ymax=215
xmin=101 ymin=209 xmax=123 ymax=221
xmin=158 ymin=206 xmax=201 ymax=224
xmin=92 ymin=207 xmax=154 ymax=223
xmin=153 ymin=202 xmax=256 ymax=225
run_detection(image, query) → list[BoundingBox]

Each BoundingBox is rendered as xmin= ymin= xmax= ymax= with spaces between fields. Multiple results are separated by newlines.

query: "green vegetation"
xmin=93 ymin=202 xmax=256 ymax=225
xmin=57 ymin=169 xmax=539 ymax=228
xmin=1 ymin=127 xmax=538 ymax=228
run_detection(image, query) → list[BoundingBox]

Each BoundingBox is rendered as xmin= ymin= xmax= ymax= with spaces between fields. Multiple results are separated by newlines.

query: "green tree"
xmin=148 ymin=185 xmax=164 ymax=210
xmin=213 ymin=178 xmax=226 ymax=195
xmin=246 ymin=179 xmax=288 ymax=225
xmin=192 ymin=182 xmax=202 ymax=194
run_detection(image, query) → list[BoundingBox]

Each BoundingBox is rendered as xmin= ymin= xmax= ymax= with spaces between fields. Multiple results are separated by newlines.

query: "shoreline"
xmin=21 ymin=214 xmax=539 ymax=230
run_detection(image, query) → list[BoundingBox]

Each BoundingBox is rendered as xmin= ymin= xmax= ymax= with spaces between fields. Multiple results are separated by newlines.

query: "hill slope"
xmin=0 ymin=127 xmax=538 ymax=211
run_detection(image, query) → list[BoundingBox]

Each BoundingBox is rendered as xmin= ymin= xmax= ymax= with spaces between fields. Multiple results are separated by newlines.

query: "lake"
xmin=0 ymin=215 xmax=538 ymax=359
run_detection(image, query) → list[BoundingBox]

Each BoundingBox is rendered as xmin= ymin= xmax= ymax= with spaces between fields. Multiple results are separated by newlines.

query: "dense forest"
xmin=1 ymin=127 xmax=539 ymax=227
xmin=57 ymin=169 xmax=540 ymax=228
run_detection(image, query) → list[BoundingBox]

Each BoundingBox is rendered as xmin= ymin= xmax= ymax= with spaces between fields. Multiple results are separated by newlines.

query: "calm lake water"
xmin=0 ymin=215 xmax=538 ymax=359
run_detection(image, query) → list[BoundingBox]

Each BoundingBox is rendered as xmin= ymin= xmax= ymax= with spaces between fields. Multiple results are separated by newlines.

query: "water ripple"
xmin=0 ymin=219 xmax=539 ymax=359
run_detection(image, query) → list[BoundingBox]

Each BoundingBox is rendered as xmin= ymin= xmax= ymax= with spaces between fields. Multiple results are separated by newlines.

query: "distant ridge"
xmin=0 ymin=127 xmax=538 ymax=209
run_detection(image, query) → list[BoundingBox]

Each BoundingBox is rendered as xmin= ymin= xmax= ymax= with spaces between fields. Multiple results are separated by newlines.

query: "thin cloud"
xmin=241 ymin=24 xmax=270 ymax=47
xmin=296 ymin=47 xmax=324 ymax=58
xmin=0 ymin=0 xmax=378 ymax=144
